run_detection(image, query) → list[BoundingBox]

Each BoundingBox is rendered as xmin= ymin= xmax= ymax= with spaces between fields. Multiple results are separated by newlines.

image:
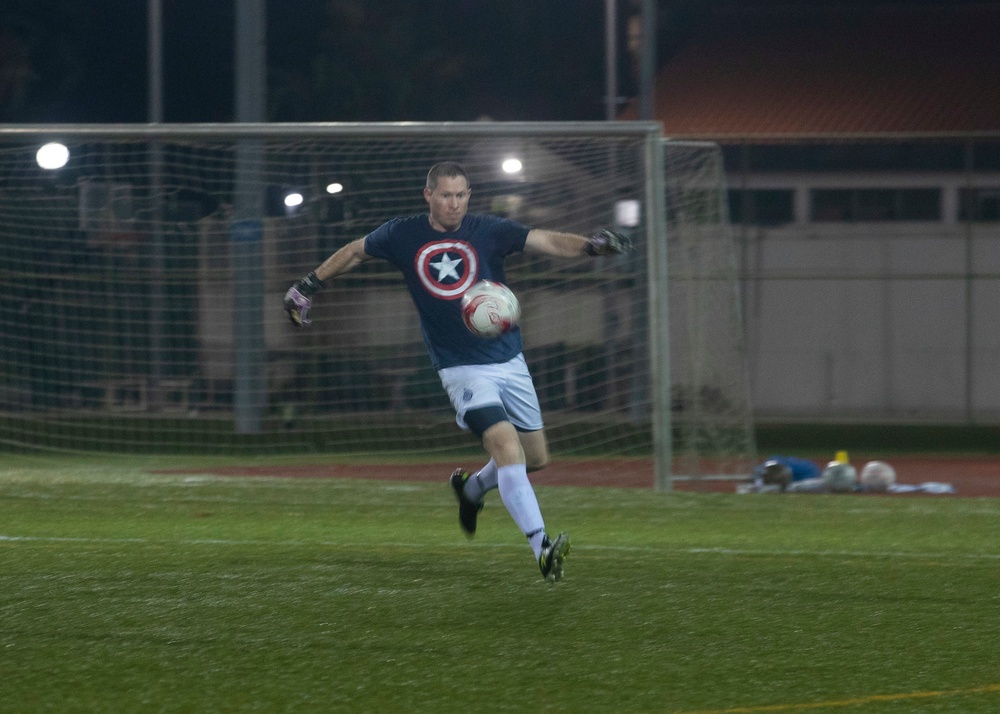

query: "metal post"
xmin=605 ymin=0 xmax=618 ymax=121
xmin=148 ymin=0 xmax=163 ymax=124
xmin=232 ymin=0 xmax=267 ymax=433
xmin=148 ymin=0 xmax=165 ymax=411
xmin=963 ymin=140 xmax=975 ymax=423
xmin=647 ymin=136 xmax=671 ymax=491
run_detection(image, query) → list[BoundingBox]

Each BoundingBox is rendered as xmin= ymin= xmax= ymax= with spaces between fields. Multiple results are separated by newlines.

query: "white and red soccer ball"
xmin=460 ymin=280 xmax=521 ymax=338
xmin=860 ymin=460 xmax=897 ymax=492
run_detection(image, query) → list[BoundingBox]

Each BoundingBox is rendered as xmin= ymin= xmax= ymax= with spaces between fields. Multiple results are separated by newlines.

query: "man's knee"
xmin=520 ymin=430 xmax=550 ymax=472
xmin=526 ymin=454 xmax=549 ymax=472
xmin=481 ymin=421 xmax=525 ymax=465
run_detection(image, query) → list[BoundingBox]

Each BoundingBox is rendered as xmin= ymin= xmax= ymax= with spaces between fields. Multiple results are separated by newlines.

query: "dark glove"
xmin=284 ymin=271 xmax=325 ymax=326
xmin=586 ymin=229 xmax=633 ymax=256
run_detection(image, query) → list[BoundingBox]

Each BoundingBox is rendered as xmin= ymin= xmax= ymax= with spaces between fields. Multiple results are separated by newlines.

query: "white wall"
xmin=742 ymin=222 xmax=999 ymax=421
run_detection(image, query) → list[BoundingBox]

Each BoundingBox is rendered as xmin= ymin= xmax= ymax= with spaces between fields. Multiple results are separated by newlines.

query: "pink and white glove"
xmin=284 ymin=271 xmax=325 ymax=326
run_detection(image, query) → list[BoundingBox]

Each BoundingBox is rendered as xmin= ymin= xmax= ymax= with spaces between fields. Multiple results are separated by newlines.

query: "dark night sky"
xmin=0 ymin=0 xmax=979 ymax=124
xmin=3 ymin=0 xmax=615 ymax=123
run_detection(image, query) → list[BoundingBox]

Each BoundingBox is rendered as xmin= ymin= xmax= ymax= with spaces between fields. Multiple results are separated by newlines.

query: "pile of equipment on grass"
xmin=738 ymin=452 xmax=954 ymax=495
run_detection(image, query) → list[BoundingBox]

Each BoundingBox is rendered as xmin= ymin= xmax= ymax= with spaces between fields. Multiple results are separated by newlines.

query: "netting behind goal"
xmin=663 ymin=140 xmax=757 ymax=481
xmin=0 ymin=124 xmax=753 ymax=487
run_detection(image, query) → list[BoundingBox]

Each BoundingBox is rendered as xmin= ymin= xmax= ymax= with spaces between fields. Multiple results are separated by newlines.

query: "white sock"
xmin=464 ymin=459 xmax=497 ymax=503
xmin=497 ymin=464 xmax=546 ymax=558
xmin=527 ymin=530 xmax=547 ymax=560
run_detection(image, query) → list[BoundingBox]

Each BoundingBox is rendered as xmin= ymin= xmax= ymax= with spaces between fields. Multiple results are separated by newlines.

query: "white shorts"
xmin=438 ymin=353 xmax=544 ymax=432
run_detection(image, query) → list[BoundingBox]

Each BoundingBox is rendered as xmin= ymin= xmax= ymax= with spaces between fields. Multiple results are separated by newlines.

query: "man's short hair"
xmin=426 ymin=161 xmax=469 ymax=191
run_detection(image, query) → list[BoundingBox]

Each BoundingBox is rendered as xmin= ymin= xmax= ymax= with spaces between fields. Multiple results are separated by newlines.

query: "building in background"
xmin=625 ymin=3 xmax=1000 ymax=422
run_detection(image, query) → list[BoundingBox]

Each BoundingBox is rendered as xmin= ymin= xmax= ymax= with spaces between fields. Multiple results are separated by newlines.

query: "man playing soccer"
xmin=284 ymin=161 xmax=631 ymax=582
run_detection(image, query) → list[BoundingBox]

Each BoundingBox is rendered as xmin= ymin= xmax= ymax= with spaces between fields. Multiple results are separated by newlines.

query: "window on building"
xmin=899 ymin=189 xmax=941 ymax=220
xmin=810 ymin=188 xmax=940 ymax=222
xmin=722 ymin=143 xmax=966 ymax=172
xmin=959 ymin=189 xmax=1000 ymax=221
xmin=728 ymin=189 xmax=794 ymax=225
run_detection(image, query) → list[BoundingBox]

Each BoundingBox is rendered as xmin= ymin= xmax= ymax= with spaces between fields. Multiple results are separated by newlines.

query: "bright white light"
xmin=615 ymin=199 xmax=641 ymax=228
xmin=501 ymin=158 xmax=523 ymax=174
xmin=37 ymin=142 xmax=69 ymax=170
xmin=326 ymin=182 xmax=344 ymax=195
xmin=284 ymin=192 xmax=304 ymax=208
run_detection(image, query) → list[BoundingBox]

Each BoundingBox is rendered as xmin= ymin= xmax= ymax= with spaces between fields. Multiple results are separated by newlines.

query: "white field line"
xmin=677 ymin=683 xmax=1000 ymax=714
xmin=3 ymin=534 xmax=1000 ymax=561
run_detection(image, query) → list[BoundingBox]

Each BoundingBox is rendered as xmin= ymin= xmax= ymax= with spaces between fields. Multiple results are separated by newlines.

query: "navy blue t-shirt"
xmin=364 ymin=213 xmax=529 ymax=370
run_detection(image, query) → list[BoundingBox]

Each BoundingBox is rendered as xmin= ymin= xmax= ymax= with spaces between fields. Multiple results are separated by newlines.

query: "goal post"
xmin=0 ymin=122 xmax=679 ymax=483
xmin=0 ymin=123 xmax=755 ymax=489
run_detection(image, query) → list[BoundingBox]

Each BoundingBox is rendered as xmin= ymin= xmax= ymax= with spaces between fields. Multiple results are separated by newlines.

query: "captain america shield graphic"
xmin=415 ymin=240 xmax=479 ymax=299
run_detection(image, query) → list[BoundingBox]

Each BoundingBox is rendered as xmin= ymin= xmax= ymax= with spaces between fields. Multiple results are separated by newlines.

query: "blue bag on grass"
xmin=756 ymin=455 xmax=821 ymax=482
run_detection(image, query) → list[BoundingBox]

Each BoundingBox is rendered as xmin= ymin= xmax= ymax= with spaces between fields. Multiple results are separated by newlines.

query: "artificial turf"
xmin=1 ymin=456 xmax=998 ymax=713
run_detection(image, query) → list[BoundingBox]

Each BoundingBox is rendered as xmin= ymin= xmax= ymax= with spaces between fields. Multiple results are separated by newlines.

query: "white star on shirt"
xmin=430 ymin=253 xmax=463 ymax=282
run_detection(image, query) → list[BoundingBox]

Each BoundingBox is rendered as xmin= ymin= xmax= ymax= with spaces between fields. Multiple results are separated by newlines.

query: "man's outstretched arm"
xmin=524 ymin=228 xmax=632 ymax=258
xmin=284 ymin=238 xmax=371 ymax=326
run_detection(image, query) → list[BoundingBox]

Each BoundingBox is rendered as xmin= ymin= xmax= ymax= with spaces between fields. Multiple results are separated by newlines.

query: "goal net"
xmin=0 ymin=124 xmax=753 ymax=488
xmin=663 ymin=140 xmax=757 ymax=482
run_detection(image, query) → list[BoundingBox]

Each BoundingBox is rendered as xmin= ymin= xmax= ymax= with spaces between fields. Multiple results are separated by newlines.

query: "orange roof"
xmin=621 ymin=4 xmax=1000 ymax=138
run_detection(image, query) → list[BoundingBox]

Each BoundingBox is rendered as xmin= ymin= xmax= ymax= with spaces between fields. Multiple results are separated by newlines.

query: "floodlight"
xmin=37 ymin=142 xmax=69 ymax=170
xmin=615 ymin=199 xmax=641 ymax=228
xmin=501 ymin=158 xmax=523 ymax=174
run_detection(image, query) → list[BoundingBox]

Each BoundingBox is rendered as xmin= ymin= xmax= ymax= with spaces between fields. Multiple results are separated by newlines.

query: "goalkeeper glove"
xmin=586 ymin=228 xmax=633 ymax=256
xmin=284 ymin=271 xmax=325 ymax=326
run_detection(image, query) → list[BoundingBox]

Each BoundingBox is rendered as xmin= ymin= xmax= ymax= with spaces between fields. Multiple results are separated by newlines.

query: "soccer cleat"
xmin=450 ymin=468 xmax=484 ymax=538
xmin=538 ymin=532 xmax=571 ymax=582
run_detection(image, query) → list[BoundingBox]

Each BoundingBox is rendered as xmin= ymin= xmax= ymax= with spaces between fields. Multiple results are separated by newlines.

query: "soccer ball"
xmin=460 ymin=280 xmax=521 ymax=338
xmin=822 ymin=460 xmax=857 ymax=493
xmin=860 ymin=460 xmax=896 ymax=492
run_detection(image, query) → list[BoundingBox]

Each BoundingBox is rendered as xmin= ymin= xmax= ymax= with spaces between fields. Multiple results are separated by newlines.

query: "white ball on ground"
xmin=860 ymin=460 xmax=896 ymax=492
xmin=822 ymin=461 xmax=857 ymax=493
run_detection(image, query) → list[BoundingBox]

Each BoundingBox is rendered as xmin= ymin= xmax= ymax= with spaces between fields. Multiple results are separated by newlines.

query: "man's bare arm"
xmin=314 ymin=237 xmax=373 ymax=281
xmin=525 ymin=228 xmax=633 ymax=258
xmin=284 ymin=237 xmax=373 ymax=326
xmin=524 ymin=228 xmax=591 ymax=257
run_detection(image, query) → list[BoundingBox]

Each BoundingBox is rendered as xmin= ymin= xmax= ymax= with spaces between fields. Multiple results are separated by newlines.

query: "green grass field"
xmin=2 ymin=455 xmax=999 ymax=713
